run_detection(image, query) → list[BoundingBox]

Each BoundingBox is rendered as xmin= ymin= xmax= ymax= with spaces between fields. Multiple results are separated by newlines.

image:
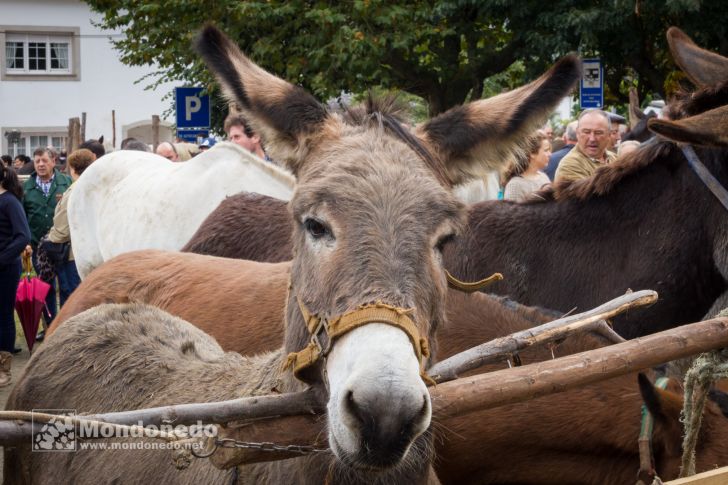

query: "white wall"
xmin=0 ymin=0 xmax=175 ymax=151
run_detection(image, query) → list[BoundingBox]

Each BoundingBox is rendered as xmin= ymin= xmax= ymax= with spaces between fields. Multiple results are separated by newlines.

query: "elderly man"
xmin=554 ymin=109 xmax=616 ymax=184
xmin=155 ymin=141 xmax=179 ymax=162
xmin=23 ymin=147 xmax=72 ymax=334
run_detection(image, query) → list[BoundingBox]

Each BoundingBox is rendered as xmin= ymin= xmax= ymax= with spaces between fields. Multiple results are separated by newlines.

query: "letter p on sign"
xmin=185 ymin=96 xmax=201 ymax=121
xmin=175 ymin=87 xmax=210 ymax=128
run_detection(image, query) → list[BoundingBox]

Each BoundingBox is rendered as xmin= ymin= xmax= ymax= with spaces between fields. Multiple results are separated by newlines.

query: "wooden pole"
xmin=81 ymin=112 xmax=86 ymax=142
xmin=1 ymin=317 xmax=727 ymax=462
xmin=430 ymin=317 xmax=728 ymax=418
xmin=428 ymin=290 xmax=653 ymax=382
xmin=152 ymin=115 xmax=160 ymax=151
xmin=112 ymin=110 xmax=116 ymax=149
xmin=68 ymin=117 xmax=81 ymax=152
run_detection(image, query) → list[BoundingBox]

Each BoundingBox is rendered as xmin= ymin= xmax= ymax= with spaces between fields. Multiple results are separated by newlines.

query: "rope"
xmin=679 ymin=308 xmax=728 ymax=478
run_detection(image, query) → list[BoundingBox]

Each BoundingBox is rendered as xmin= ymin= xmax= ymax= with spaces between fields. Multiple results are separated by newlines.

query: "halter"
xmin=284 ymin=271 xmax=502 ymax=385
xmin=283 ymin=298 xmax=431 ymax=384
xmin=636 ymin=376 xmax=669 ymax=485
xmin=680 ymin=144 xmax=728 ymax=213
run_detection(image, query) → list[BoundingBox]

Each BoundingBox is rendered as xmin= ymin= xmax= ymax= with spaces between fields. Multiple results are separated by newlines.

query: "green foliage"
xmin=85 ymin=0 xmax=728 ymax=129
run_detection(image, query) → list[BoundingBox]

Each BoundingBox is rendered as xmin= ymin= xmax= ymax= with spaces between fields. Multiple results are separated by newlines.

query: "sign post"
xmin=580 ymin=59 xmax=603 ymax=109
xmin=175 ymin=87 xmax=211 ymax=143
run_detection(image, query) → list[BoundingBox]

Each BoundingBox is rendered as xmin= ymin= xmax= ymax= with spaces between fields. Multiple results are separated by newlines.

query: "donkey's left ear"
xmin=194 ymin=25 xmax=328 ymax=175
xmin=638 ymin=373 xmax=683 ymax=423
xmin=667 ymin=27 xmax=728 ymax=89
xmin=648 ymin=105 xmax=728 ymax=147
xmin=417 ymin=55 xmax=580 ymax=186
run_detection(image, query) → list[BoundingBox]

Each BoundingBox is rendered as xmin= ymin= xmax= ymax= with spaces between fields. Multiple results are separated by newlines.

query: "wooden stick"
xmin=428 ymin=290 xmax=652 ymax=382
xmin=0 ymin=388 xmax=323 ymax=445
xmin=4 ymin=316 xmax=728 ymax=468
xmin=431 ymin=317 xmax=728 ymax=417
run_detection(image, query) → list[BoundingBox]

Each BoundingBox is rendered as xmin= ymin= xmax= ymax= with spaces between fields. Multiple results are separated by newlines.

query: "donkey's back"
xmin=5 ymin=303 xmax=281 ymax=485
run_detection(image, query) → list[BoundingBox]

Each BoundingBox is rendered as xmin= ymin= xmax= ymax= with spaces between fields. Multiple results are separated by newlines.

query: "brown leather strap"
xmin=285 ymin=300 xmax=431 ymax=383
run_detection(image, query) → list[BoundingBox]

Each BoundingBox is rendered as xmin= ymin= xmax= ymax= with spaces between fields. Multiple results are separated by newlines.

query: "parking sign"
xmin=175 ymin=87 xmax=210 ymax=129
xmin=580 ymin=59 xmax=603 ymax=109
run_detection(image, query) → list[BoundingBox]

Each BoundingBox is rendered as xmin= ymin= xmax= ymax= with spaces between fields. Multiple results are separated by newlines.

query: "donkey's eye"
xmin=303 ymin=218 xmax=332 ymax=240
xmin=435 ymin=233 xmax=455 ymax=253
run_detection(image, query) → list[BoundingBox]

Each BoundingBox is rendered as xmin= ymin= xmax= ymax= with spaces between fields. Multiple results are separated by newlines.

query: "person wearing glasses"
xmin=554 ymin=109 xmax=616 ymax=184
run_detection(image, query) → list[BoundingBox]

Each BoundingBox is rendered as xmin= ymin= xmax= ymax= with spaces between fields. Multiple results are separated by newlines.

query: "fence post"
xmin=152 ymin=115 xmax=160 ymax=152
xmin=68 ymin=117 xmax=81 ymax=152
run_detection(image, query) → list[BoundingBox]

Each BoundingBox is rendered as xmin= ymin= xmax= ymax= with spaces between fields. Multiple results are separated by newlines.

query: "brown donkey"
xmin=6 ymin=25 xmax=579 ymax=484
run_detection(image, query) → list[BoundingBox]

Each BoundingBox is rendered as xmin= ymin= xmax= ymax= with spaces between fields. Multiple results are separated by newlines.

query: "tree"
xmin=86 ymin=0 xmax=728 ymax=125
xmin=86 ymin=0 xmax=531 ymax=118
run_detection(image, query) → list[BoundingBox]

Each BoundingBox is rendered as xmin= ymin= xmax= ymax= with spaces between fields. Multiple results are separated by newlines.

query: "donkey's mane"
xmin=343 ymin=95 xmax=451 ymax=186
xmin=544 ymin=141 xmax=672 ymax=202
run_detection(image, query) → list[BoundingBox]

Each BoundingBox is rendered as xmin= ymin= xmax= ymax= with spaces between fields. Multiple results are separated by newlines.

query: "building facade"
xmin=0 ymin=0 xmax=174 ymax=157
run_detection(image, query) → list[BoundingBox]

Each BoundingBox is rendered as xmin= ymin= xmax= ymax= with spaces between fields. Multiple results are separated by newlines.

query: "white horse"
xmin=68 ymin=141 xmax=295 ymax=278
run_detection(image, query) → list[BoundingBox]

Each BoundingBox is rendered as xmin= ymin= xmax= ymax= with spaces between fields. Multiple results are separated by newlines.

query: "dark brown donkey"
xmin=45 ymin=250 xmax=728 ymax=483
xmin=7 ymin=25 xmax=579 ymax=484
xmin=184 ymin=27 xmax=728 ymax=339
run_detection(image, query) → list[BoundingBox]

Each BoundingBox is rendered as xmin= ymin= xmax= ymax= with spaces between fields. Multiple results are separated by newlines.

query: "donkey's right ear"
xmin=417 ymin=54 xmax=580 ymax=186
xmin=194 ymin=25 xmax=329 ymax=175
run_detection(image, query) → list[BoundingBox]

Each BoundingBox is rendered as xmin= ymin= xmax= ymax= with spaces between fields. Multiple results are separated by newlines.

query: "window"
xmin=6 ymin=137 xmax=27 ymax=158
xmin=2 ymin=130 xmax=67 ymax=158
xmin=1 ymin=26 xmax=79 ymax=81
xmin=5 ymin=34 xmax=72 ymax=75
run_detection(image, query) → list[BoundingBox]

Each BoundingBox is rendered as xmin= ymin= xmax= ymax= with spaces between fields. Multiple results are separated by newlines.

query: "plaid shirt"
xmin=35 ymin=173 xmax=55 ymax=197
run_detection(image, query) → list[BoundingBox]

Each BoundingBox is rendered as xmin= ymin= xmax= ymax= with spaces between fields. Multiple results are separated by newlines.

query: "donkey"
xmin=42 ymin=250 xmax=728 ymax=484
xmin=7 ymin=25 xmax=579 ymax=484
xmin=184 ymin=28 xmax=728 ymax=339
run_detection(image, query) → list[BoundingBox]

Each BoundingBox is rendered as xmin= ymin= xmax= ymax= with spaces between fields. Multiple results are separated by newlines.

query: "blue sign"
xmin=175 ymin=87 xmax=210 ymax=129
xmin=580 ymin=59 xmax=603 ymax=109
xmin=177 ymin=129 xmax=209 ymax=143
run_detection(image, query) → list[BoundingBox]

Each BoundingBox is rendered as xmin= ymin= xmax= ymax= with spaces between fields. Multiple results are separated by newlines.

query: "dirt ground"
xmin=0 ymin=323 xmax=39 ymax=480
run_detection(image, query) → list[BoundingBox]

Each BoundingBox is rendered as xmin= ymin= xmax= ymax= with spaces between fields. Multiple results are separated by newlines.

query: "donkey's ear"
xmin=628 ymin=87 xmax=645 ymax=128
xmin=638 ymin=373 xmax=683 ymax=422
xmin=418 ymin=55 xmax=580 ymax=186
xmin=648 ymin=105 xmax=728 ymax=147
xmin=667 ymin=27 xmax=728 ymax=89
xmin=194 ymin=25 xmax=328 ymax=175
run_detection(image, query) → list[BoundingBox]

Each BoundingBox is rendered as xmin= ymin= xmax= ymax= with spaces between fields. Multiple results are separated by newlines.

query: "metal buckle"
xmin=310 ymin=317 xmax=331 ymax=356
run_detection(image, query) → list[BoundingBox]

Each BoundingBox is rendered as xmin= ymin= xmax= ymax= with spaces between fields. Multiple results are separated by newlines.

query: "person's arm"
xmin=47 ymin=190 xmax=71 ymax=243
xmin=0 ymin=197 xmax=31 ymax=264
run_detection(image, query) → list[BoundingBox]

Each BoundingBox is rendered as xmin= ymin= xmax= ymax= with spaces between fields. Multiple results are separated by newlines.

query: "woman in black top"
xmin=0 ymin=165 xmax=31 ymax=386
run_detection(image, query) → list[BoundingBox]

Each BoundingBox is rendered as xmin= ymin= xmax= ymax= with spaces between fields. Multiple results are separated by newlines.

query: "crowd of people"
xmin=499 ymin=108 xmax=638 ymax=202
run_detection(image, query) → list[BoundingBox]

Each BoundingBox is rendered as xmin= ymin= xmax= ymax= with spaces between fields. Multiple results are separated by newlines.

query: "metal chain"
xmin=215 ymin=438 xmax=328 ymax=455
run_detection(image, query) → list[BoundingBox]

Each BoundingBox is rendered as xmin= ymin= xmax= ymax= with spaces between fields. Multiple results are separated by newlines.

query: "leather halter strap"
xmin=284 ymin=298 xmax=431 ymax=383
xmin=636 ymin=376 xmax=669 ymax=485
xmin=681 ymin=144 xmax=728 ymax=212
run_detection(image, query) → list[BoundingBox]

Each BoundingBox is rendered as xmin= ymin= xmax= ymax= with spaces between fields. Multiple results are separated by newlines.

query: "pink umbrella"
xmin=15 ymin=254 xmax=50 ymax=352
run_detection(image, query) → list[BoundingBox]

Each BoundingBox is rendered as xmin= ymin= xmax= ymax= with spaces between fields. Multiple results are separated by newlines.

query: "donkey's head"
xmin=196 ymin=25 xmax=579 ymax=472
